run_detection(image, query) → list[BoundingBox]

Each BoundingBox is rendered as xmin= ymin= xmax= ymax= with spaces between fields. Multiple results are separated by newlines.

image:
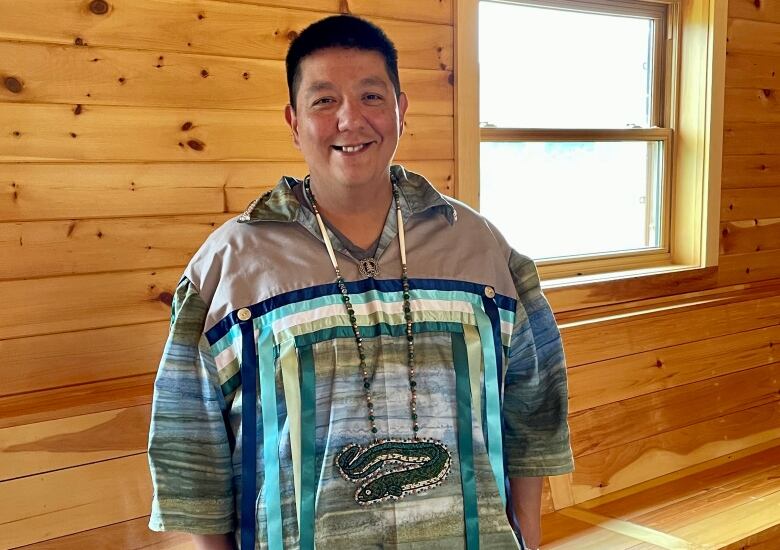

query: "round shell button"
xmin=484 ymin=286 xmax=496 ymax=299
xmin=237 ymin=308 xmax=252 ymax=321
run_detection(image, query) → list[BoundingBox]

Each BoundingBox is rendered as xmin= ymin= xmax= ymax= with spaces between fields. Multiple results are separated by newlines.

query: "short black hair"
xmin=285 ymin=15 xmax=401 ymax=110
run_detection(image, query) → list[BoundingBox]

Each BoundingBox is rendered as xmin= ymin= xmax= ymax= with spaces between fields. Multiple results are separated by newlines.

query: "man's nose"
xmin=337 ymin=99 xmax=366 ymax=133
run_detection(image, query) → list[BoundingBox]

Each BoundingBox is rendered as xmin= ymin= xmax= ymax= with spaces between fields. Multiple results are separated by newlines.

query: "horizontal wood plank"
xmin=17 ymin=515 xmax=194 ymax=549
xmin=721 ymin=187 xmax=780 ymax=221
xmin=726 ymin=52 xmax=780 ymax=90
xmin=0 ymin=405 xmax=151 ymax=481
xmin=0 ymin=373 xmax=156 ymax=429
xmin=724 ymin=87 xmax=780 ymax=123
xmin=569 ymin=362 xmax=780 ymax=457
xmin=727 ymin=18 xmax=780 ymax=56
xmin=541 ymin=512 xmax=645 ymax=549
xmin=570 ymin=401 xmax=780 ymax=503
xmin=0 ymin=0 xmax=453 ymax=70
xmin=1 ymin=321 xmax=167 ymax=397
xmin=0 ymin=453 xmax=151 ymax=548
xmin=718 ymin=248 xmax=780 ymax=285
xmin=216 ymin=0 xmax=452 ymax=26
xmin=560 ymin=291 xmax=780 ymax=367
xmin=0 ymin=161 xmax=452 ymax=222
xmin=0 ymin=103 xmax=452 ymax=162
xmin=0 ymin=267 xmax=179 ymax=340
xmin=730 ymin=0 xmax=780 ymax=23
xmin=1 ymin=214 xmax=231 ymax=280
xmin=723 ymin=123 xmax=780 ymax=155
xmin=722 ymin=154 xmax=780 ymax=189
xmin=567 ymin=325 xmax=780 ymax=414
xmin=0 ymin=41 xmax=452 ymax=116
xmin=721 ymin=218 xmax=780 ymax=255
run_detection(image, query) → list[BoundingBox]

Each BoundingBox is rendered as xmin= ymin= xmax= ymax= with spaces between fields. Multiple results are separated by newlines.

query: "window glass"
xmin=480 ymin=141 xmax=663 ymax=259
xmin=479 ymin=2 xmax=655 ymax=129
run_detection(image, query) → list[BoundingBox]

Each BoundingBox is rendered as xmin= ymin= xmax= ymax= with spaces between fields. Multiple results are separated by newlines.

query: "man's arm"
xmin=510 ymin=476 xmax=543 ymax=549
xmin=192 ymin=533 xmax=236 ymax=550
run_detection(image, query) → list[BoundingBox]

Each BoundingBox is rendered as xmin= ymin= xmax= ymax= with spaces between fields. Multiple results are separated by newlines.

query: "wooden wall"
xmin=0 ymin=1 xmax=453 ymax=547
xmin=546 ymin=0 xmax=780 ymax=509
xmin=2 ymin=0 xmax=780 ymax=547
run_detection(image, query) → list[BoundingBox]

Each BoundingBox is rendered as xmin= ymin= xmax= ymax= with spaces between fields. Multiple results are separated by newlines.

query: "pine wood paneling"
xmin=1 ymin=321 xmax=167 ymax=397
xmin=729 ymin=0 xmax=780 ymax=23
xmin=0 ymin=41 xmax=453 ymax=115
xmin=0 ymin=103 xmax=452 ymax=162
xmin=0 ymin=453 xmax=151 ymax=548
xmin=0 ymin=268 xmax=178 ymax=340
xmin=722 ymin=155 xmax=780 ymax=189
xmin=726 ymin=52 xmax=780 ymax=89
xmin=0 ymin=405 xmax=150 ymax=481
xmin=570 ymin=401 xmax=780 ymax=503
xmin=218 ymin=0 xmax=453 ymax=25
xmin=567 ymin=325 xmax=780 ymax=414
xmin=721 ymin=218 xmax=780 ymax=255
xmin=17 ymin=516 xmax=194 ymax=549
xmin=721 ymin=188 xmax=780 ymax=221
xmin=0 ymin=374 xmax=155 ymax=429
xmin=727 ymin=18 xmax=780 ymax=56
xmin=724 ymin=87 xmax=780 ymax=122
xmin=723 ymin=123 xmax=780 ymax=155
xmin=569 ymin=363 xmax=780 ymax=457
xmin=0 ymin=161 xmax=453 ymax=222
xmin=0 ymin=214 xmax=231 ymax=280
xmin=0 ymin=0 xmax=453 ymax=69
xmin=718 ymin=249 xmax=780 ymax=285
xmin=560 ymin=292 xmax=780 ymax=367
xmin=541 ymin=511 xmax=646 ymax=549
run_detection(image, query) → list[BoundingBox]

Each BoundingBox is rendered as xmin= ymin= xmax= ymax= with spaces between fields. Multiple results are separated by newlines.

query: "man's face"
xmin=285 ymin=48 xmax=408 ymax=193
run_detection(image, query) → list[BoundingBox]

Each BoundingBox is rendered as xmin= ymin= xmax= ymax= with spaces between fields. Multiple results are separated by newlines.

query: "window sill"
xmin=542 ymin=263 xmax=719 ymax=316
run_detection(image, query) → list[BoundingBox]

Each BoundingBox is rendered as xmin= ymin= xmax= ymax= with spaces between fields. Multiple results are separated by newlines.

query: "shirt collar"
xmin=237 ymin=164 xmax=456 ymax=226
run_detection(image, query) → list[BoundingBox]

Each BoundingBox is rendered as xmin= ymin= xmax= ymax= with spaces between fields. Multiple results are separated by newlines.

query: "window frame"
xmin=454 ymin=0 xmax=727 ymax=288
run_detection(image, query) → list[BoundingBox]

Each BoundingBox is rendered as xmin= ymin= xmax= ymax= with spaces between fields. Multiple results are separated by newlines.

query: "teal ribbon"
xmin=452 ymin=331 xmax=480 ymax=549
xmin=259 ymin=326 xmax=284 ymax=550
xmin=299 ymin=345 xmax=317 ymax=550
xmin=473 ymin=305 xmax=507 ymax=504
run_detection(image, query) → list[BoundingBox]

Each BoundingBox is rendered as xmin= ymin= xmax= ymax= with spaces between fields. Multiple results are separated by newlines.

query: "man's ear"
xmin=284 ymin=104 xmax=301 ymax=150
xmin=397 ymin=92 xmax=409 ymax=138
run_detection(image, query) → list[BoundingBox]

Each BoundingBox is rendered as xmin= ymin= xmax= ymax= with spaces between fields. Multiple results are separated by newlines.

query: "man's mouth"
xmin=332 ymin=142 xmax=371 ymax=153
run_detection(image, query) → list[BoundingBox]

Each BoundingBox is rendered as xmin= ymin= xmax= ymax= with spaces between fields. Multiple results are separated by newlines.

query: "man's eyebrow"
xmin=359 ymin=77 xmax=389 ymax=89
xmin=304 ymin=81 xmax=336 ymax=95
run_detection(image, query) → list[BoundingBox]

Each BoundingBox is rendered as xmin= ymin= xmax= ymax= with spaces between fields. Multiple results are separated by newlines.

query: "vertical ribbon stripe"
xmin=472 ymin=301 xmax=507 ymax=504
xmin=279 ymin=339 xmax=302 ymax=533
xmin=463 ymin=325 xmax=484 ymax=433
xmin=239 ymin=321 xmax=258 ymax=550
xmin=259 ymin=327 xmax=284 ymax=550
xmin=299 ymin=345 xmax=317 ymax=550
xmin=452 ymin=331 xmax=480 ymax=550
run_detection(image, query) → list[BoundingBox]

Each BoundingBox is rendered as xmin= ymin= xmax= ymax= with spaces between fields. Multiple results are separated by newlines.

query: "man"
xmin=148 ymin=15 xmax=572 ymax=550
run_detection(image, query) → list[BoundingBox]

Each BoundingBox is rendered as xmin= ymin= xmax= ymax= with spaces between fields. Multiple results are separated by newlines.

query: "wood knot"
xmin=763 ymin=88 xmax=772 ymax=98
xmin=181 ymin=121 xmax=193 ymax=131
xmin=89 ymin=0 xmax=109 ymax=15
xmin=118 ymin=76 xmax=126 ymax=84
xmin=339 ymin=0 xmax=351 ymax=14
xmin=754 ymin=0 xmax=761 ymax=8
xmin=158 ymin=292 xmax=174 ymax=306
xmin=200 ymin=69 xmax=209 ymax=78
xmin=74 ymin=104 xmax=83 ymax=115
xmin=74 ymin=37 xmax=86 ymax=46
xmin=447 ymin=73 xmax=454 ymax=86
xmin=242 ymin=71 xmax=250 ymax=80
xmin=187 ymin=139 xmax=205 ymax=151
xmin=3 ymin=76 xmax=23 ymax=94
xmin=721 ymin=227 xmax=729 ymax=237
xmin=12 ymin=131 xmax=21 ymax=137
xmin=655 ymin=359 xmax=663 ymax=368
xmin=70 ymin=132 xmax=77 ymax=138
xmin=287 ymin=30 xmax=299 ymax=41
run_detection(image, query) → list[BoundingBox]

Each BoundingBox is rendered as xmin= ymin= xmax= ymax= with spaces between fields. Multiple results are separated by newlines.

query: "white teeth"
xmin=339 ymin=144 xmax=366 ymax=153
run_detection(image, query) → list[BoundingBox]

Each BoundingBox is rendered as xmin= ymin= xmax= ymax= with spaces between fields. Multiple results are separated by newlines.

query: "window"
xmin=455 ymin=0 xmax=727 ymax=283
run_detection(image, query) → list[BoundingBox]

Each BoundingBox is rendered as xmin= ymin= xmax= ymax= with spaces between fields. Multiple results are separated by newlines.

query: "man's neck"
xmin=308 ymin=177 xmax=393 ymax=251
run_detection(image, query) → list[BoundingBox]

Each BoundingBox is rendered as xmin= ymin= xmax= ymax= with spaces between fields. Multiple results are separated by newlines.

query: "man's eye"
xmin=313 ymin=97 xmax=335 ymax=106
xmin=364 ymin=94 xmax=383 ymax=102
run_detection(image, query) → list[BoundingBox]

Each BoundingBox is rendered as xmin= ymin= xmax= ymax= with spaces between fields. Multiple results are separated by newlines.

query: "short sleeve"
xmin=147 ymin=277 xmax=236 ymax=534
xmin=502 ymin=250 xmax=574 ymax=477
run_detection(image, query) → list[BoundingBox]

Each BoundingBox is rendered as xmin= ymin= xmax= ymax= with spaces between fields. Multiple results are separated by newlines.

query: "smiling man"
xmin=148 ymin=15 xmax=572 ymax=550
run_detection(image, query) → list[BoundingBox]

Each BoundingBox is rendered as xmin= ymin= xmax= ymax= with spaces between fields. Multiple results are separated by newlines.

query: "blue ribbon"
xmin=299 ymin=345 xmax=317 ymax=550
xmin=452 ymin=331 xmax=480 ymax=549
xmin=259 ymin=326 xmax=284 ymax=550
xmin=239 ymin=321 xmax=258 ymax=550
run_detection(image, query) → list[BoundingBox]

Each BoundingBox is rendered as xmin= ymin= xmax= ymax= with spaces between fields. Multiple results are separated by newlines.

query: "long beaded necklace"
xmin=303 ymin=175 xmax=452 ymax=506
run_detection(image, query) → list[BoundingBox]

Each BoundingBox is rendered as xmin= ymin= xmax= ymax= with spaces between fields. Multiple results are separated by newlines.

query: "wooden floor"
xmin=542 ymin=444 xmax=780 ymax=549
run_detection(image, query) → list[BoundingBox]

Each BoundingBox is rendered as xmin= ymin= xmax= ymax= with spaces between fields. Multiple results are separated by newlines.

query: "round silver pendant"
xmin=358 ymin=258 xmax=380 ymax=278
